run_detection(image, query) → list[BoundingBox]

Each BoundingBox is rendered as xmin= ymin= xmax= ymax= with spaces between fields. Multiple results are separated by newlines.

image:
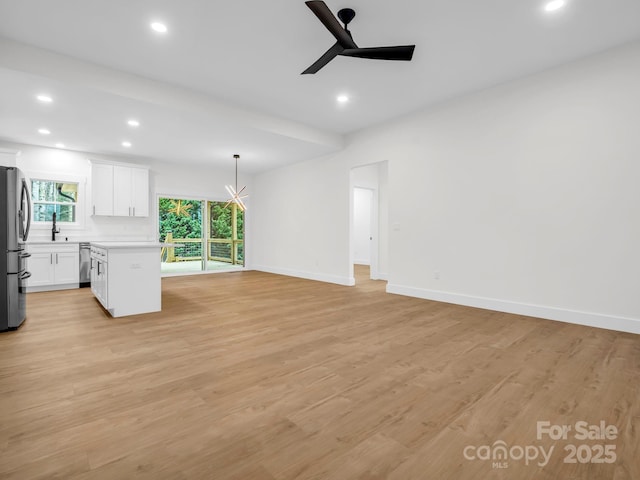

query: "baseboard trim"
xmin=374 ymin=272 xmax=389 ymax=281
xmin=386 ymin=283 xmax=640 ymax=335
xmin=254 ymin=265 xmax=355 ymax=287
xmin=26 ymin=283 xmax=79 ymax=293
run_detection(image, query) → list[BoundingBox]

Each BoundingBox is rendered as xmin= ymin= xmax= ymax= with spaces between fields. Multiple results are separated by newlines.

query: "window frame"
xmin=26 ymin=172 xmax=86 ymax=231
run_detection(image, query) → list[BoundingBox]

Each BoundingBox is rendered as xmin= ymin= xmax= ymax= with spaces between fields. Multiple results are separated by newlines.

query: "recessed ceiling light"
xmin=151 ymin=22 xmax=167 ymax=33
xmin=122 ymin=141 xmax=132 ymax=148
xmin=127 ymin=119 xmax=140 ymax=127
xmin=544 ymin=0 xmax=566 ymax=12
xmin=36 ymin=94 xmax=53 ymax=103
xmin=337 ymin=95 xmax=349 ymax=103
xmin=55 ymin=143 xmax=65 ymax=148
xmin=38 ymin=128 xmax=51 ymax=135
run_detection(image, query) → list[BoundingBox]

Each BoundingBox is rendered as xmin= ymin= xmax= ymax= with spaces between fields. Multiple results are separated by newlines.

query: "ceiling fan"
xmin=302 ymin=0 xmax=416 ymax=75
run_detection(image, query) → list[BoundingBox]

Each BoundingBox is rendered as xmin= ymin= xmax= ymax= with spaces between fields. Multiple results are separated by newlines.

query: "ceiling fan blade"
xmin=340 ymin=45 xmax=415 ymax=61
xmin=305 ymin=1 xmax=357 ymax=49
xmin=302 ymin=42 xmax=344 ymax=74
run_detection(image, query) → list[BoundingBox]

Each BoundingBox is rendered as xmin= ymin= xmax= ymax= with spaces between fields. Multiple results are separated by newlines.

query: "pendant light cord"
xmin=234 ymin=154 xmax=240 ymax=192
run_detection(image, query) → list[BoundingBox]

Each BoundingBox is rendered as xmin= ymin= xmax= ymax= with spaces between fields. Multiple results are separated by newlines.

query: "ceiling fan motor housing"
xmin=337 ymin=8 xmax=356 ymax=26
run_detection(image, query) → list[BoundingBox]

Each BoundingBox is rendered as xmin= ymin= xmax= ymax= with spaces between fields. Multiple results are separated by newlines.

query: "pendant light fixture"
xmin=224 ymin=154 xmax=248 ymax=211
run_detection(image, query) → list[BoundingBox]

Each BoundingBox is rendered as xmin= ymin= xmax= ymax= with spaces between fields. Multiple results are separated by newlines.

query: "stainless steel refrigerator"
xmin=1 ymin=167 xmax=32 ymax=331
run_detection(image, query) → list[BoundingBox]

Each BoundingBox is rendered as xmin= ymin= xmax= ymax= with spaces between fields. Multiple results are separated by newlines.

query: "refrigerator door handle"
xmin=19 ymin=252 xmax=31 ymax=258
xmin=20 ymin=178 xmax=32 ymax=241
xmin=19 ymin=271 xmax=32 ymax=280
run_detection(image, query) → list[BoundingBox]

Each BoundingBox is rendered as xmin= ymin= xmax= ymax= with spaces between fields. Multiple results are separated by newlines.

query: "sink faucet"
xmin=52 ymin=212 xmax=60 ymax=241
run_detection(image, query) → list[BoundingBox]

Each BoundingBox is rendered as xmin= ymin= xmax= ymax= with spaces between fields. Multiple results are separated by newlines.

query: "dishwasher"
xmin=79 ymin=242 xmax=91 ymax=287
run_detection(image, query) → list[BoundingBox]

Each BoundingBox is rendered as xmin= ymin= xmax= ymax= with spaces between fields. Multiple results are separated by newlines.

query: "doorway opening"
xmin=353 ymin=187 xmax=374 ymax=267
xmin=159 ymin=196 xmax=244 ymax=275
xmin=350 ymin=161 xmax=388 ymax=286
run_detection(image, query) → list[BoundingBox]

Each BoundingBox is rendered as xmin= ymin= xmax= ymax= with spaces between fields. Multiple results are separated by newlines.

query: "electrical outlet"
xmin=434 ymin=271 xmax=440 ymax=280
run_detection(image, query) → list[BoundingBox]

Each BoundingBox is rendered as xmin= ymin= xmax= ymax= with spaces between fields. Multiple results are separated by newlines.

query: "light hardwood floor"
xmin=1 ymin=267 xmax=638 ymax=479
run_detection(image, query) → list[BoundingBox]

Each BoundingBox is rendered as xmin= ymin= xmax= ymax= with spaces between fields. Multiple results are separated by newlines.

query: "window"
xmin=31 ymin=179 xmax=79 ymax=223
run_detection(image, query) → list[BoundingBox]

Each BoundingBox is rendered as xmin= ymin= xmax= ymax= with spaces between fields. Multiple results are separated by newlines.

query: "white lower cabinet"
xmin=90 ymin=246 xmax=108 ymax=309
xmin=27 ymin=252 xmax=55 ymax=286
xmin=90 ymin=243 xmax=160 ymax=317
xmin=26 ymin=243 xmax=80 ymax=291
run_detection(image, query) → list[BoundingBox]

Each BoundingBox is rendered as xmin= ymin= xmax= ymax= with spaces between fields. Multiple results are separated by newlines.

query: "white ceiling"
xmin=1 ymin=0 xmax=639 ymax=173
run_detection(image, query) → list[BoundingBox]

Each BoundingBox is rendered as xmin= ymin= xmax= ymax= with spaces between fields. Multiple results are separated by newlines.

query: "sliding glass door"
xmin=208 ymin=201 xmax=244 ymax=269
xmin=159 ymin=197 xmax=244 ymax=274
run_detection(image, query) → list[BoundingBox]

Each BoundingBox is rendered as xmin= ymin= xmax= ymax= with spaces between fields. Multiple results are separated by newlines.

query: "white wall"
xmin=4 ymin=141 xmax=251 ymax=259
xmin=252 ymin=40 xmax=640 ymax=333
xmin=251 ymin=153 xmax=351 ymax=285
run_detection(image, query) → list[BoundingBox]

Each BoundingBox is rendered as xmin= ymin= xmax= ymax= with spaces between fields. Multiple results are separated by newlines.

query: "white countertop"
xmin=90 ymin=242 xmax=178 ymax=249
xmin=27 ymin=240 xmax=80 ymax=245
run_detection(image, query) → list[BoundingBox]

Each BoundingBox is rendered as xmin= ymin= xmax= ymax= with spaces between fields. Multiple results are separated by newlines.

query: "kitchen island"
xmin=90 ymin=242 xmax=168 ymax=317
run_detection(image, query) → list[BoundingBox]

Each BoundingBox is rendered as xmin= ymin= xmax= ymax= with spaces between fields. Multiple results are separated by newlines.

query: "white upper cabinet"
xmin=91 ymin=162 xmax=114 ymax=216
xmin=91 ymin=161 xmax=149 ymax=217
xmin=131 ymin=166 xmax=149 ymax=217
xmin=112 ymin=165 xmax=130 ymax=217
